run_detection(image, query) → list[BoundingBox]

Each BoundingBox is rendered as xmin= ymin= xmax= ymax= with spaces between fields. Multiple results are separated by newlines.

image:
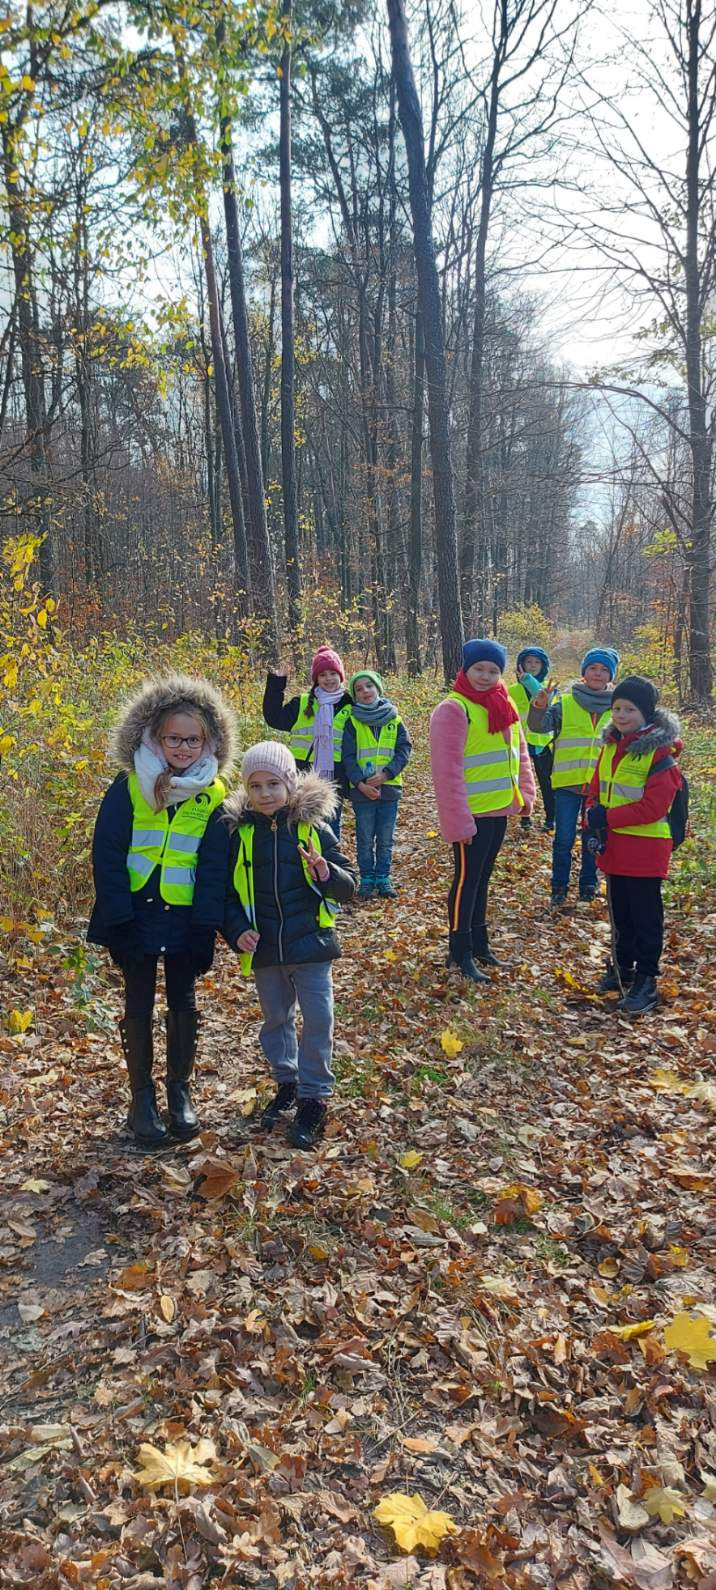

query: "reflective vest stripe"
xmin=598 ymin=743 xmax=671 ymax=839
xmin=126 ymin=774 xmax=225 ymax=904
xmin=351 ymin=717 xmax=404 ymax=787
xmin=552 ymin=697 xmax=611 ymax=788
xmin=446 ymin=693 xmax=523 ymax=815
xmin=508 ymin=682 xmax=552 ymax=750
xmin=233 ymin=822 xmax=338 ymax=976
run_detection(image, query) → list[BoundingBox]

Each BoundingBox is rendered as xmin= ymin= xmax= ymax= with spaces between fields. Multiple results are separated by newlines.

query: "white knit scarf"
xmin=134 ymin=729 xmax=219 ymax=811
xmin=312 ymin=685 xmax=345 ymax=779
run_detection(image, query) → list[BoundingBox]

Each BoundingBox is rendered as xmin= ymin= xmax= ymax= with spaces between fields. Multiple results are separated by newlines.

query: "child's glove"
xmin=586 ymin=803 xmax=608 ymax=831
xmin=107 ymin=919 xmax=144 ymax=969
xmin=191 ymin=928 xmax=215 ymax=975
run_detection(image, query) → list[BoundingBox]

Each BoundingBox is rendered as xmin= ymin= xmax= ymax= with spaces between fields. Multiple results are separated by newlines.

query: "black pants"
xmin=609 ymin=875 xmax=664 ymax=978
xmin=531 ymin=746 xmax=555 ymax=824
xmin=123 ymin=954 xmax=197 ymax=1020
xmin=447 ymin=818 xmax=507 ymax=956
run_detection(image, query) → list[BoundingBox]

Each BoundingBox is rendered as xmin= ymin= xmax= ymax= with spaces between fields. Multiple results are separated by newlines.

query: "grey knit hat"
xmin=241 ymin=740 xmax=298 ymax=791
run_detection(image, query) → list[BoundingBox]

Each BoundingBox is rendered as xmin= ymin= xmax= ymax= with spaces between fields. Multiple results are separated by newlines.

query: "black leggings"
xmin=123 ymin=954 xmax=197 ymax=1020
xmin=447 ymin=817 xmax=507 ymax=954
xmin=531 ymin=746 xmax=555 ymax=824
xmin=609 ymin=874 xmax=664 ymax=978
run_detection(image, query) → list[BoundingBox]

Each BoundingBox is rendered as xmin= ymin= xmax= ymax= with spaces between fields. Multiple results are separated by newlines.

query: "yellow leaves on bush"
xmin=643 ymin=1486 xmax=687 ymax=1524
xmin=134 ymin=1437 xmax=216 ymax=1492
xmin=440 ymin=1029 xmax=463 ymax=1057
xmin=7 ymin=1008 xmax=33 ymax=1034
xmin=663 ymin=1311 xmax=716 ymax=1370
xmin=374 ymin=1491 xmax=458 ymax=1554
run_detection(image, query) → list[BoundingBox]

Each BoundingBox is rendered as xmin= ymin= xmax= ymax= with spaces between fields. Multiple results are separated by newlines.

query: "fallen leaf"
xmin=20 ymin=1178 xmax=51 ymax=1193
xmin=440 ymin=1029 xmax=464 ymax=1057
xmin=133 ymin=1438 xmax=216 ymax=1492
xmin=8 ymin=1009 xmax=33 ymax=1034
xmin=159 ymin=1294 xmax=176 ymax=1323
xmin=374 ymin=1491 xmax=459 ymax=1554
xmin=643 ymin=1486 xmax=688 ymax=1524
xmin=399 ymin=1151 xmax=423 ymax=1170
xmin=609 ymin=1320 xmax=656 ymax=1341
xmin=616 ymin=1483 xmax=649 ymax=1532
xmin=663 ymin=1311 xmax=716 ymax=1369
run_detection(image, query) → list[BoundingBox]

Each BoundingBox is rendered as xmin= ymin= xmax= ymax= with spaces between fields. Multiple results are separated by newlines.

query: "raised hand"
xmin=531 ymin=687 xmax=549 ymax=711
xmin=298 ymin=835 xmax=330 ymax=882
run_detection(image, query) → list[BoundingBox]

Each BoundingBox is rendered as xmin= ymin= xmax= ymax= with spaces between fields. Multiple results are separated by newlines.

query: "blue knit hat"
xmin=463 ymin=638 xmax=507 ymax=673
xmin=580 ymin=646 xmax=620 ymax=679
xmin=516 ymin=645 xmax=550 ymax=681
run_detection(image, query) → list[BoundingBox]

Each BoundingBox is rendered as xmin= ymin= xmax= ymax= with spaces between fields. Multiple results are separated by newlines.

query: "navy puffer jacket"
xmin=223 ymin=772 xmax=356 ymax=967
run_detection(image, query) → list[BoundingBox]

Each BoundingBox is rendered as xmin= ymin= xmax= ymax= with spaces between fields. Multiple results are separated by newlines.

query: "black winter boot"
xmin=120 ymin=1018 xmax=169 ymax=1150
xmin=471 ymin=926 xmax=508 ymax=968
xmin=259 ymin=1079 xmax=298 ymax=1130
xmin=598 ymin=962 xmax=634 ymax=994
xmin=618 ymin=974 xmax=658 ymax=1015
xmin=446 ymin=932 xmax=490 ymax=984
xmin=165 ymin=1010 xmax=200 ymax=1140
xmin=290 ymin=1098 xmax=327 ymax=1149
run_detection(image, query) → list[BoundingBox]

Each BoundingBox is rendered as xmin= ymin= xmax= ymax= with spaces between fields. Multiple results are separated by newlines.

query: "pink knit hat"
xmin=241 ymin=741 xmax=298 ymax=792
xmin=311 ymin=646 xmax=345 ymax=684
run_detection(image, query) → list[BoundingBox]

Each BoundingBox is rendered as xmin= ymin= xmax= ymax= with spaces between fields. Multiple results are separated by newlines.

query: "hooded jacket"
xmin=223 ymin=772 xmax=356 ymax=968
xmin=87 ymin=674 xmax=237 ymax=955
xmin=585 ymin=709 xmax=683 ymax=878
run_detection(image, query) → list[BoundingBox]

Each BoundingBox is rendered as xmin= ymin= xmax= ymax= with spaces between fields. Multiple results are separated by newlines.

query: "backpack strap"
xmin=645 ymin=754 xmax=676 ymax=777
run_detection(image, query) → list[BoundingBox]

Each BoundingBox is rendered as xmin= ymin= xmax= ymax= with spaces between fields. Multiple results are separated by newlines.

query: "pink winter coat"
xmin=429 ymin=695 xmax=535 ymax=844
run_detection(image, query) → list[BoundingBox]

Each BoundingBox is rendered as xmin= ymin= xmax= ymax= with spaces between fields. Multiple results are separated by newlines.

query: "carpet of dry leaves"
xmin=2 ymin=748 xmax=716 ymax=1590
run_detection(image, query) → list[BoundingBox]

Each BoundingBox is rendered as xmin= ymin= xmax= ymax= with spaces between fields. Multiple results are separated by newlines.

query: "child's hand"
xmin=532 ymin=687 xmax=549 ymax=710
xmin=298 ymin=837 xmax=330 ymax=882
xmin=237 ymin=929 xmax=260 ymax=953
xmin=358 ymin=780 xmax=381 ymax=800
xmin=270 ymin=660 xmax=289 ymax=677
xmin=366 ymin=771 xmax=387 ymax=787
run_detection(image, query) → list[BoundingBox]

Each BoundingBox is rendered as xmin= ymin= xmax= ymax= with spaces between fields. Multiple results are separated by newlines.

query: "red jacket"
xmin=585 ymin=711 xmax=683 ymax=879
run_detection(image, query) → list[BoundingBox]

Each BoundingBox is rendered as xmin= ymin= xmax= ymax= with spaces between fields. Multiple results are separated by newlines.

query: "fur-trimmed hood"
xmin=110 ymin=673 xmax=237 ymax=776
xmin=224 ymin=769 xmax=338 ymax=832
xmin=601 ymin=707 xmax=681 ymax=757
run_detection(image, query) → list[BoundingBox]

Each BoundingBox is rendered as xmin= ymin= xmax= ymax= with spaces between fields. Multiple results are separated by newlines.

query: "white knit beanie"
xmin=241 ymin=740 xmax=298 ymax=792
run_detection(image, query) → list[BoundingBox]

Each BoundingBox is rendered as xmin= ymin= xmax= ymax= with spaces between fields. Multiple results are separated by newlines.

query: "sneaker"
xmin=618 ymin=974 xmax=658 ymax=1015
xmin=579 ymin=887 xmax=598 ymax=902
xmin=520 ymin=816 xmax=533 ymax=831
xmin=446 ymin=951 xmax=490 ymax=984
xmin=551 ymin=891 xmax=568 ymax=908
xmin=289 ymin=1098 xmax=327 ymax=1149
xmin=259 ymin=1080 xmax=297 ymax=1130
xmin=598 ymin=965 xmax=635 ymax=993
xmin=375 ymin=877 xmax=397 ymax=898
xmin=543 ymin=820 xmax=555 ymax=834
xmin=357 ymin=878 xmax=375 ymax=899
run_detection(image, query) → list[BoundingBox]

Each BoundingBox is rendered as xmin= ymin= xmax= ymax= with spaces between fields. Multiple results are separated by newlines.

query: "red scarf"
xmin=452 ymin=670 xmax=520 ymax=735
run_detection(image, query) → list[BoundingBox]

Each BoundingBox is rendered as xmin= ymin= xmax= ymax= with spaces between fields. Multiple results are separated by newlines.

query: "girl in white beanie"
xmin=224 ymin=742 xmax=356 ymax=1148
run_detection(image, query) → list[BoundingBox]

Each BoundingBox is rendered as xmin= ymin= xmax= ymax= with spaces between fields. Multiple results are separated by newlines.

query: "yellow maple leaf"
xmin=700 ymin=1472 xmax=716 ymax=1502
xmin=399 ymin=1150 xmax=423 ymax=1170
xmin=440 ymin=1029 xmax=463 ymax=1057
xmin=663 ymin=1311 xmax=716 ymax=1369
xmin=608 ymin=1319 xmax=656 ymax=1341
xmin=7 ymin=1009 xmax=33 ymax=1034
xmin=374 ymin=1491 xmax=458 ymax=1554
xmin=134 ymin=1438 xmax=216 ymax=1492
xmin=643 ymin=1485 xmax=687 ymax=1524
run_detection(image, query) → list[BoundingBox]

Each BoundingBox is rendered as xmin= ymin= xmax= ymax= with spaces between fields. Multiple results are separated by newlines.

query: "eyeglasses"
xmin=161 ymin=734 xmax=203 ymax=750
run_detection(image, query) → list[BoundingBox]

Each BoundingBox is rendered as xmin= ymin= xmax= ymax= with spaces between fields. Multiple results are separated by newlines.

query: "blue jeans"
xmin=551 ymin=789 xmax=597 ymax=896
xmin=254 ymin=962 xmax=335 ymax=1099
xmin=352 ymin=797 xmax=399 ymax=880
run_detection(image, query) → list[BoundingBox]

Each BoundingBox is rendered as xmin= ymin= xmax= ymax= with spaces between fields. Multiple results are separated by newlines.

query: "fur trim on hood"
xmin=224 ymin=770 xmax=338 ymax=832
xmin=110 ymin=673 xmax=237 ymax=776
xmin=601 ymin=707 xmax=681 ymax=757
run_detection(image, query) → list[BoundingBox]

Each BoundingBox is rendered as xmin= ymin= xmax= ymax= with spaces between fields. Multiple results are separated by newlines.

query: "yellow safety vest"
xmin=350 ymin=715 xmax=404 ymax=787
xmin=289 ymin=693 xmax=351 ymax=765
xmin=232 ymin=820 xmax=338 ymax=975
xmin=551 ymin=694 xmax=611 ymax=789
xmin=508 ymin=681 xmax=552 ymax=751
xmin=598 ymin=742 xmax=671 ymax=838
xmin=126 ymin=773 xmax=225 ymax=905
xmin=446 ymin=693 xmax=524 ymax=815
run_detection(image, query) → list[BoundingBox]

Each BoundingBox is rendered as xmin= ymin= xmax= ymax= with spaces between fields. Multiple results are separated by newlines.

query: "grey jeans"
xmin=253 ymin=962 xmax=335 ymax=1099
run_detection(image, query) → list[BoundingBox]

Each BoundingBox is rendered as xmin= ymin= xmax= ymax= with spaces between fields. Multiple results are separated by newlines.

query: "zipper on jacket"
xmin=272 ymin=820 xmax=285 ymax=961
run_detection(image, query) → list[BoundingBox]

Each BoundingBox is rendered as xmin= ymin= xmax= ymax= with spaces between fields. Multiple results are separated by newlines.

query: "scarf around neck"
xmin=134 ymin=731 xmax=219 ymax=811
xmin=351 ymin=696 xmax=398 ymax=729
xmin=572 ymin=681 xmax=613 ymax=716
xmin=452 ymin=669 xmax=519 ymax=735
xmin=312 ymin=684 xmax=345 ymax=779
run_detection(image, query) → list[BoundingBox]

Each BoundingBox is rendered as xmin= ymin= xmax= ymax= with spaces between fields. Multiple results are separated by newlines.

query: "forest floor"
xmin=2 ymin=730 xmax=716 ymax=1589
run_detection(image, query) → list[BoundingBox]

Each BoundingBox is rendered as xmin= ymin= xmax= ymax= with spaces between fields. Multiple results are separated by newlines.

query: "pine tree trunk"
xmin=279 ymin=0 xmax=301 ymax=635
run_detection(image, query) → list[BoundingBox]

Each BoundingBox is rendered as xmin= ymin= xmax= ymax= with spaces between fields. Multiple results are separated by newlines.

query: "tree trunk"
xmin=407 ymin=309 xmax=424 ymax=676
xmin=279 ymin=0 xmax=302 ymax=635
xmin=386 ymin=0 xmax=464 ymax=679
xmin=684 ymin=0 xmax=713 ymax=702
